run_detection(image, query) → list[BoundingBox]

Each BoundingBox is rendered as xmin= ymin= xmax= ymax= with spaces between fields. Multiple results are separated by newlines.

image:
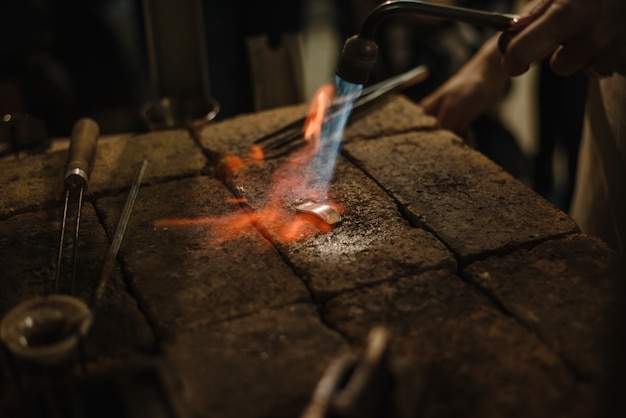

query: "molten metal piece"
xmin=296 ymin=201 xmax=342 ymax=225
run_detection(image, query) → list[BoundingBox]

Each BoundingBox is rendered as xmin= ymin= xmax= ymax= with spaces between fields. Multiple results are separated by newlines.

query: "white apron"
xmin=570 ymin=74 xmax=626 ymax=256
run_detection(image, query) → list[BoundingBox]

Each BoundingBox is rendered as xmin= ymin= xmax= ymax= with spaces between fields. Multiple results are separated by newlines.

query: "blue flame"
xmin=305 ymin=75 xmax=363 ymax=200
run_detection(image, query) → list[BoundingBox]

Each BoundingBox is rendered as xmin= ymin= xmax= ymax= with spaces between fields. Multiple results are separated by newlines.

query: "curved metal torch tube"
xmin=337 ymin=0 xmax=518 ymax=84
xmin=359 ymin=0 xmax=518 ymax=39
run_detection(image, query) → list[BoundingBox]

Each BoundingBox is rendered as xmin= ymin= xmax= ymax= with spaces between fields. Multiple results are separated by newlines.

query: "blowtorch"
xmin=336 ymin=0 xmax=518 ymax=85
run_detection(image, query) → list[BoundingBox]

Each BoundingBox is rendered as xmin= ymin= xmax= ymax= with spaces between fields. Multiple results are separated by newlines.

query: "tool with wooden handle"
xmin=54 ymin=118 xmax=100 ymax=295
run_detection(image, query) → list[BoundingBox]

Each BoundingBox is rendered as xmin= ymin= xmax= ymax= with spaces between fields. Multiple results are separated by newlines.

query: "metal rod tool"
xmin=253 ymin=64 xmax=429 ymax=159
xmin=54 ymin=118 xmax=100 ymax=295
xmin=93 ymin=158 xmax=148 ymax=307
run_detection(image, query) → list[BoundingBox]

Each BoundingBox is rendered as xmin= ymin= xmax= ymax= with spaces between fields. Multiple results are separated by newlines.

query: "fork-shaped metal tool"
xmin=54 ymin=118 xmax=99 ymax=295
xmin=254 ymin=65 xmax=429 ymax=159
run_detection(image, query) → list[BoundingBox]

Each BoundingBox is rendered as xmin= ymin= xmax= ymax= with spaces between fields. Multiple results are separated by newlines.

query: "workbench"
xmin=0 ymin=96 xmax=622 ymax=418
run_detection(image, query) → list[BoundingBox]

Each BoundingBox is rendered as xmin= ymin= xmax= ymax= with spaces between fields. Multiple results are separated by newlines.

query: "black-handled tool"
xmin=54 ymin=118 xmax=99 ymax=294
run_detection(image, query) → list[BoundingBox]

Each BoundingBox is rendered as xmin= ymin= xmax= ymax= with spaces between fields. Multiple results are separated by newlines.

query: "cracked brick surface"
xmin=0 ymin=96 xmax=622 ymax=418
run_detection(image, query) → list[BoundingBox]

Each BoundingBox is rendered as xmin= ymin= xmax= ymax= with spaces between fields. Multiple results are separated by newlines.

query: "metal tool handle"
xmin=64 ymin=118 xmax=100 ymax=189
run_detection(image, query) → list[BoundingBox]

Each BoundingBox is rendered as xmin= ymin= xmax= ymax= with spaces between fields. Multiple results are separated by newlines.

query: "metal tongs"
xmin=254 ymin=65 xmax=429 ymax=159
xmin=300 ymin=327 xmax=423 ymax=418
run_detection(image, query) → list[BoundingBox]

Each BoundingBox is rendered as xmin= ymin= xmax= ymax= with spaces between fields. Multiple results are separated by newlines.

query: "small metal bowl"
xmin=0 ymin=295 xmax=93 ymax=365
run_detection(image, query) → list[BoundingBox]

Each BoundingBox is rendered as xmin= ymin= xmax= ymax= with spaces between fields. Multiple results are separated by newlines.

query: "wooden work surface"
xmin=0 ymin=96 xmax=623 ymax=418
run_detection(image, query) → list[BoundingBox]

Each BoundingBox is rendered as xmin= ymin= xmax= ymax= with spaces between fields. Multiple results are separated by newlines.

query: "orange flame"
xmin=300 ymin=83 xmax=335 ymax=162
xmin=153 ymin=82 xmax=341 ymax=244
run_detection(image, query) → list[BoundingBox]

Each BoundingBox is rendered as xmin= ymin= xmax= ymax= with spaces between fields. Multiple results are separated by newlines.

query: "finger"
xmin=502 ymin=4 xmax=586 ymax=76
xmin=497 ymin=8 xmax=545 ymax=55
xmin=583 ymin=64 xmax=613 ymax=79
xmin=418 ymin=95 xmax=441 ymax=116
xmin=522 ymin=0 xmax=554 ymax=17
xmin=586 ymin=39 xmax=626 ymax=77
xmin=502 ymin=16 xmax=564 ymax=75
xmin=435 ymin=101 xmax=471 ymax=136
xmin=498 ymin=0 xmax=552 ymax=49
xmin=550 ymin=42 xmax=591 ymax=77
xmin=549 ymin=29 xmax=612 ymax=76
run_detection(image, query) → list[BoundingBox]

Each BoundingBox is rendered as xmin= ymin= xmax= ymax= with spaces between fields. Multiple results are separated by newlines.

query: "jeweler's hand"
xmin=419 ymin=36 xmax=509 ymax=138
xmin=500 ymin=0 xmax=626 ymax=77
